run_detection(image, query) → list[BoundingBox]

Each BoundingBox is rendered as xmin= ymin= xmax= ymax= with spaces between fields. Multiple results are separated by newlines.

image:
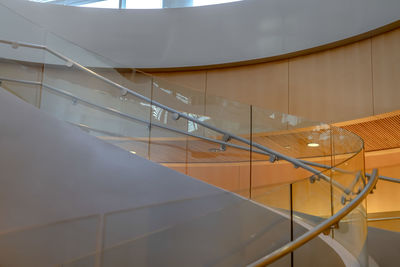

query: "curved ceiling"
xmin=1 ymin=0 xmax=400 ymax=68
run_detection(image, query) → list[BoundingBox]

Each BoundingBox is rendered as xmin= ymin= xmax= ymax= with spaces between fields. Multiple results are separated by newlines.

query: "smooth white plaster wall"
xmin=0 ymin=0 xmax=400 ymax=68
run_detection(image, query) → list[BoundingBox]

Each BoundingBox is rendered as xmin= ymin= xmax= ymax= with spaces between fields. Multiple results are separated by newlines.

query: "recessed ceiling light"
xmin=130 ymin=151 xmax=137 ymax=154
xmin=307 ymin=143 xmax=320 ymax=147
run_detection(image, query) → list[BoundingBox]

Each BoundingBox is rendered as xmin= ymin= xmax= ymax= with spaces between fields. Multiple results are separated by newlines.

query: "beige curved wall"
xmin=151 ymin=27 xmax=400 ymax=123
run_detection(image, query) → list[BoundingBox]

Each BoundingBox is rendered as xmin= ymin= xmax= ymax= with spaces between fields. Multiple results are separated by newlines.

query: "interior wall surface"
xmin=1 ymin=0 xmax=400 ymax=68
xmin=152 ymin=27 xmax=400 ymax=123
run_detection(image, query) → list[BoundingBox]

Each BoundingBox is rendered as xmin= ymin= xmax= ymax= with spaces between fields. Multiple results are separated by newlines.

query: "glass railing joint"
xmin=222 ymin=134 xmax=231 ymax=142
xmin=309 ymin=175 xmax=321 ymax=184
xmin=171 ymin=112 xmax=180 ymax=120
xmin=322 ymin=222 xmax=339 ymax=235
xmin=269 ymin=155 xmax=277 ymax=163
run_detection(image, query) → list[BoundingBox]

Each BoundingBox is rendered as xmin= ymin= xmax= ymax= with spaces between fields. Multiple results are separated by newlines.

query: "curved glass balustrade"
xmin=0 ymin=3 xmax=375 ymax=266
xmin=29 ymin=0 xmax=242 ymax=9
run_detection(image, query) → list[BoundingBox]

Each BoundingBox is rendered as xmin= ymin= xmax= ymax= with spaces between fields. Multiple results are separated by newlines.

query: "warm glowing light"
xmin=307 ymin=143 xmax=320 ymax=147
xmin=130 ymin=151 xmax=137 ymax=154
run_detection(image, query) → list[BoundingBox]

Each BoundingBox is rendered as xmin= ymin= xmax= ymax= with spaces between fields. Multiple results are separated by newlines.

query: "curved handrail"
xmin=247 ymin=168 xmax=379 ymax=267
xmin=367 ymin=216 xmax=400 ymax=222
xmin=301 ymin=160 xmax=400 ymax=184
xmin=0 ymin=74 xmax=351 ymax=193
xmin=0 ymin=38 xmax=354 ymax=191
xmin=0 ymin=38 xmax=374 ymax=266
xmin=367 ymin=173 xmax=400 ymax=183
xmin=0 ymin=77 xmax=271 ymax=159
xmin=0 ymin=73 xmax=380 ymax=265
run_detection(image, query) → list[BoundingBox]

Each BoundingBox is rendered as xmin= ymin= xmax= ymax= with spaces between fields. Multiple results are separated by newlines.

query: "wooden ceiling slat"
xmin=335 ymin=110 xmax=400 ymax=152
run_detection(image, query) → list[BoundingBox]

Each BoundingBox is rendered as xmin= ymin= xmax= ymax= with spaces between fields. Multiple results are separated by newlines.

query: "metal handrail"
xmin=0 ymin=76 xmax=364 ymax=175
xmin=0 ymin=67 xmax=369 ymax=181
xmin=304 ymin=159 xmax=400 ymax=184
xmin=367 ymin=173 xmax=400 ymax=183
xmin=0 ymin=39 xmax=349 ymax=187
xmin=368 ymin=216 xmax=400 ymax=222
xmin=301 ymin=160 xmax=400 ymax=184
xmin=0 ymin=72 xmax=381 ymax=263
xmin=0 ymin=74 xmax=351 ymax=193
xmin=248 ymin=168 xmax=379 ymax=267
xmin=0 ymin=39 xmax=376 ymax=265
xmin=0 ymin=76 xmax=271 ymax=159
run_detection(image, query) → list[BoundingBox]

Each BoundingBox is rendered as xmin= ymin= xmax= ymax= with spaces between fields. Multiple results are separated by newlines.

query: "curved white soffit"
xmin=1 ymin=0 xmax=400 ymax=68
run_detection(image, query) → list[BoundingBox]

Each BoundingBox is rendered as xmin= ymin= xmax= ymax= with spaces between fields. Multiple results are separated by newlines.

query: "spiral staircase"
xmin=0 ymin=2 xmax=399 ymax=266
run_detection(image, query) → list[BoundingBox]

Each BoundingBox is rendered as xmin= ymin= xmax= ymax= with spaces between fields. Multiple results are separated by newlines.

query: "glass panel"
xmin=147 ymin=76 xmax=253 ymax=195
xmin=367 ymin=178 xmax=400 ymax=215
xmin=186 ymin=135 xmax=251 ymax=196
xmin=204 ymin=94 xmax=251 ymax=137
xmin=251 ymin=183 xmax=291 ymax=215
xmin=367 ymin=162 xmax=400 ymax=232
xmin=126 ymin=0 xmax=162 ymax=9
xmin=30 ymin=0 xmax=242 ymax=9
xmin=250 ymin=183 xmax=291 ymax=266
xmin=187 ymin=94 xmax=251 ymax=196
xmin=0 ymin=5 xmax=373 ymax=266
xmin=0 ymin=2 xmax=45 ymax=107
xmin=331 ymin=127 xmax=367 ymax=266
xmin=0 ymin=59 xmax=43 ymax=108
xmin=193 ymin=0 xmax=241 ymax=7
xmin=31 ymin=0 xmax=120 ymax=9
xmin=148 ymin=77 xmax=192 ymax=174
xmin=292 ymin=174 xmax=332 ymax=227
xmin=41 ymin=33 xmax=153 ymax=159
xmin=162 ymin=0 xmax=193 ymax=8
xmin=290 ymin=166 xmax=336 ymax=265
xmin=80 ymin=0 xmax=119 ymax=9
xmin=44 ymin=32 xmax=120 ymax=68
xmin=251 ymin=104 xmax=334 ymax=216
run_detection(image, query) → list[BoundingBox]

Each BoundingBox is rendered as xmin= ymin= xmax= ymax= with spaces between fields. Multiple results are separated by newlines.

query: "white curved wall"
xmin=0 ymin=0 xmax=400 ymax=68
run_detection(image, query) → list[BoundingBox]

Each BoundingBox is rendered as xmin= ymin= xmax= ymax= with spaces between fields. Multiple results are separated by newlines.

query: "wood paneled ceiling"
xmin=334 ymin=110 xmax=400 ymax=152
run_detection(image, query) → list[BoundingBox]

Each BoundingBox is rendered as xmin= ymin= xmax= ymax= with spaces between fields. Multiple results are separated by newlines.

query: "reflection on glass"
xmin=331 ymin=146 xmax=367 ymax=266
xmin=193 ymin=0 xmax=241 ymax=7
xmin=126 ymin=0 xmax=162 ymax=9
xmin=0 ymin=6 xmax=372 ymax=265
xmin=80 ymin=0 xmax=119 ymax=8
xmin=367 ymin=165 xmax=400 ymax=233
xmin=0 ymin=60 xmax=43 ymax=108
xmin=30 ymin=0 xmax=119 ymax=9
xmin=30 ymin=0 xmax=242 ymax=9
xmin=292 ymin=176 xmax=332 ymax=228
